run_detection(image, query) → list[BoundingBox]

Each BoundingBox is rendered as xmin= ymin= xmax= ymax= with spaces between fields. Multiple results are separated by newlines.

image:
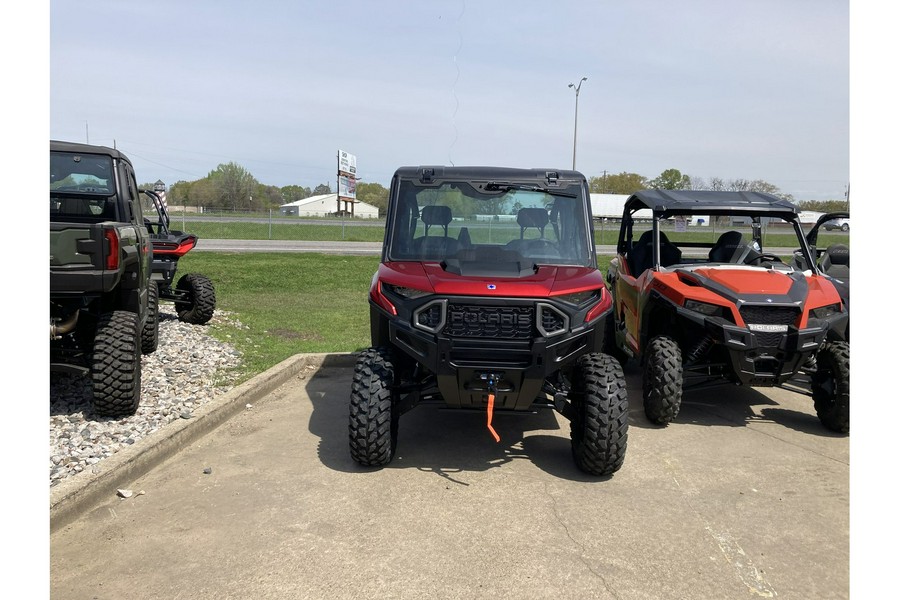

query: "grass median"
xmin=175 ymin=252 xmax=380 ymax=383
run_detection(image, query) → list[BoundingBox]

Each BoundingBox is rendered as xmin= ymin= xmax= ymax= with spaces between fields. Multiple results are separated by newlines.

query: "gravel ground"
xmin=49 ymin=304 xmax=244 ymax=487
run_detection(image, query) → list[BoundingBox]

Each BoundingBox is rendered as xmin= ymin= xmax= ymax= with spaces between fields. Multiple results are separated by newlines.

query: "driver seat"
xmin=820 ymin=243 xmax=849 ymax=280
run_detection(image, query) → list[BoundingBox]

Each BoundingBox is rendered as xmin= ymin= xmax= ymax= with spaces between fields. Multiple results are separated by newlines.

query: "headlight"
xmin=557 ymin=289 xmax=601 ymax=306
xmin=811 ymin=303 xmax=842 ymax=319
xmin=684 ymin=299 xmax=727 ymax=318
xmin=383 ymin=283 xmax=431 ymax=299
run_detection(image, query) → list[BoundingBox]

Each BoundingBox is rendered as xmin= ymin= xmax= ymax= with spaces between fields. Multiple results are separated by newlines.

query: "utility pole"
xmin=568 ymin=77 xmax=587 ymax=170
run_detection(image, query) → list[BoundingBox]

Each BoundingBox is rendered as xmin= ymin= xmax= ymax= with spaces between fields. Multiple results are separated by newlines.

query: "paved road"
xmin=50 ymin=354 xmax=848 ymax=599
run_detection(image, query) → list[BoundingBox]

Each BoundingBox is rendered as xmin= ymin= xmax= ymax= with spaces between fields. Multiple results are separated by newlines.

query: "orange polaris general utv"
xmin=604 ymin=190 xmax=849 ymax=433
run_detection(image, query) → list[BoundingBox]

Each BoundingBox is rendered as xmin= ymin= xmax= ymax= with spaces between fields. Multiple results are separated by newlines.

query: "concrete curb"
xmin=50 ymin=352 xmax=358 ymax=533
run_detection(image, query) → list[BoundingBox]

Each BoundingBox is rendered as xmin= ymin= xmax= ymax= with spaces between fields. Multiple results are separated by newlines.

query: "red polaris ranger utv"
xmin=604 ymin=190 xmax=849 ymax=433
xmin=350 ymin=167 xmax=628 ymax=476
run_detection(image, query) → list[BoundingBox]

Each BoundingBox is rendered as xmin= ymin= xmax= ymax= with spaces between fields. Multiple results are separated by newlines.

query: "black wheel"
xmin=841 ymin=223 xmax=849 ymax=232
xmin=175 ymin=273 xmax=216 ymax=325
xmin=602 ymin=313 xmax=629 ymax=366
xmin=811 ymin=341 xmax=850 ymax=433
xmin=91 ymin=310 xmax=141 ymax=417
xmin=349 ymin=347 xmax=399 ymax=466
xmin=642 ymin=336 xmax=683 ymax=425
xmin=141 ymin=280 xmax=160 ymax=355
xmin=569 ymin=353 xmax=629 ymax=476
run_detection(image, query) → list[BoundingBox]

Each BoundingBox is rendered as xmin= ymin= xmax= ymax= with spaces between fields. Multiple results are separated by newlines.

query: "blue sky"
xmin=47 ymin=0 xmax=849 ymax=201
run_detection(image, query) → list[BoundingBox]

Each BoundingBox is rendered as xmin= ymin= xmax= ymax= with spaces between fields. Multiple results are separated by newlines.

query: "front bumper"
xmin=374 ymin=296 xmax=609 ymax=411
xmin=677 ymin=305 xmax=848 ymax=386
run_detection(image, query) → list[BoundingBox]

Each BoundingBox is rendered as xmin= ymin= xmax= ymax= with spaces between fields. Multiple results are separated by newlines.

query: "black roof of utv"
xmin=50 ymin=140 xmax=134 ymax=165
xmin=624 ymin=189 xmax=800 ymax=220
xmin=393 ymin=166 xmax=586 ymax=185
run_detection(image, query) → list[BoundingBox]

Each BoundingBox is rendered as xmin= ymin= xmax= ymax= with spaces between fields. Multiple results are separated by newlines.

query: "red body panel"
xmin=374 ymin=261 xmax=607 ymax=298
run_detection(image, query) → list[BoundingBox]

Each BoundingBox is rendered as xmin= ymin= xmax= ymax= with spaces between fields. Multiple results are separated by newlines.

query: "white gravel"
xmin=49 ymin=304 xmax=244 ymax=487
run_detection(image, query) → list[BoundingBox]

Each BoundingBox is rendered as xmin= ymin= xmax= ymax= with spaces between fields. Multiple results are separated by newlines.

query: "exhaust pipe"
xmin=51 ymin=311 xmax=79 ymax=340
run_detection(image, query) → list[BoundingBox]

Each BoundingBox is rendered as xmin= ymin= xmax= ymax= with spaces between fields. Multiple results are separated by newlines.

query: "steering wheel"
xmin=525 ymin=239 xmax=559 ymax=254
xmin=746 ymin=253 xmax=783 ymax=264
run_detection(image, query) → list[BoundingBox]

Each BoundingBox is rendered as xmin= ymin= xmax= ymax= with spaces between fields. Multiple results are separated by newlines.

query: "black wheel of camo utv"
xmin=642 ymin=335 xmax=683 ymax=426
xmin=349 ymin=347 xmax=400 ymax=467
xmin=175 ymin=273 xmax=216 ymax=325
xmin=811 ymin=341 xmax=850 ymax=433
xmin=569 ymin=353 xmax=629 ymax=476
xmin=141 ymin=280 xmax=160 ymax=355
xmin=91 ymin=310 xmax=142 ymax=418
xmin=602 ymin=313 xmax=630 ymax=367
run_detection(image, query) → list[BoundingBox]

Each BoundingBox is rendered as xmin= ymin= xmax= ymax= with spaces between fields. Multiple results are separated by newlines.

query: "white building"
xmin=279 ymin=193 xmax=380 ymax=218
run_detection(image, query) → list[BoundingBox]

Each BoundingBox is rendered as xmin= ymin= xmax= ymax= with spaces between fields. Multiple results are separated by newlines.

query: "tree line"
xmin=144 ymin=163 xmax=847 ymax=217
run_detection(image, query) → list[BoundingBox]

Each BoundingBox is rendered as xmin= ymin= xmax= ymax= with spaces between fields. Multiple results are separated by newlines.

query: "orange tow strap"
xmin=486 ymin=393 xmax=500 ymax=442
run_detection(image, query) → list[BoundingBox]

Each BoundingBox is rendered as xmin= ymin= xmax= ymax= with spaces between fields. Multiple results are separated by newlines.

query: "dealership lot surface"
xmin=50 ymin=353 xmax=848 ymax=599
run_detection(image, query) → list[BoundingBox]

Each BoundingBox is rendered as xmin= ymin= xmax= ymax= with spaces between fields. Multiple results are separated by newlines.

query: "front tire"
xmin=569 ymin=353 xmax=629 ymax=476
xmin=811 ymin=341 xmax=850 ymax=433
xmin=643 ymin=336 xmax=683 ymax=425
xmin=349 ymin=347 xmax=399 ymax=466
xmin=91 ymin=310 xmax=141 ymax=417
xmin=176 ymin=273 xmax=216 ymax=325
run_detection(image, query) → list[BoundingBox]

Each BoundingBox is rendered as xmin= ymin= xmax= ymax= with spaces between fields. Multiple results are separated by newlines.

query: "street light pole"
xmin=568 ymin=77 xmax=587 ymax=170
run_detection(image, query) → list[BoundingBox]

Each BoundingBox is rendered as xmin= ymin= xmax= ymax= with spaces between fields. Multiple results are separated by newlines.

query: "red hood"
xmin=377 ymin=261 xmax=606 ymax=298
xmin=688 ymin=266 xmax=797 ymax=295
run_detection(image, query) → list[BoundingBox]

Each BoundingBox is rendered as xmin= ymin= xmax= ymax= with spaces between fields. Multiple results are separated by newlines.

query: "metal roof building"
xmin=279 ymin=193 xmax=380 ymax=218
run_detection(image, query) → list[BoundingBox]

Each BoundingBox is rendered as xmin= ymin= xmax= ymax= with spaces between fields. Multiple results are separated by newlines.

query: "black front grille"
xmin=740 ymin=306 xmax=799 ymax=327
xmin=755 ymin=332 xmax=785 ymax=348
xmin=445 ymin=304 xmax=534 ymax=339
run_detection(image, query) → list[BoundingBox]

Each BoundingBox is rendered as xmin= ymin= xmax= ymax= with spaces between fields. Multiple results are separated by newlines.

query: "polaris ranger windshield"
xmin=385 ymin=169 xmax=595 ymax=271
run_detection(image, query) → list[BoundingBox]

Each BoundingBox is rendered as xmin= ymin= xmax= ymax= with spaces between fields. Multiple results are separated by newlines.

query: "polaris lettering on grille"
xmin=451 ymin=311 xmax=529 ymax=327
xmin=446 ymin=305 xmax=534 ymax=338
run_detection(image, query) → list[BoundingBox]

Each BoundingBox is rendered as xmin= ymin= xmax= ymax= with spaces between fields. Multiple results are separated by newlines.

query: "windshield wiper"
xmin=482 ymin=182 xmax=577 ymax=198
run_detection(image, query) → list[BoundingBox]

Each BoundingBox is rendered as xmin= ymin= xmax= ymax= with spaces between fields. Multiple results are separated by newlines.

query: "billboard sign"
xmin=339 ymin=175 xmax=357 ymax=199
xmin=338 ymin=150 xmax=357 ymax=177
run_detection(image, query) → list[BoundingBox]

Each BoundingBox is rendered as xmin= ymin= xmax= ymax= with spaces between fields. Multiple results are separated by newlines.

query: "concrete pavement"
xmin=50 ymin=353 xmax=849 ymax=599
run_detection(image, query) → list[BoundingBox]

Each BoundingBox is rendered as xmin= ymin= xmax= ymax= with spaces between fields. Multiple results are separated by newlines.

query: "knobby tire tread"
xmin=570 ymin=353 xmax=629 ymax=476
xmin=349 ymin=347 xmax=398 ymax=466
xmin=643 ymin=336 xmax=683 ymax=426
xmin=91 ymin=310 xmax=141 ymax=417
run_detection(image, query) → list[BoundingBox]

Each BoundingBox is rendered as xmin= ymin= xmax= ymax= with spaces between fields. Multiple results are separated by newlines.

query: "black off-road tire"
xmin=349 ymin=347 xmax=399 ymax=466
xmin=569 ymin=353 xmax=629 ymax=476
xmin=141 ymin=280 xmax=160 ymax=355
xmin=643 ymin=336 xmax=683 ymax=426
xmin=811 ymin=341 xmax=850 ymax=433
xmin=176 ymin=273 xmax=216 ymax=325
xmin=91 ymin=310 xmax=141 ymax=417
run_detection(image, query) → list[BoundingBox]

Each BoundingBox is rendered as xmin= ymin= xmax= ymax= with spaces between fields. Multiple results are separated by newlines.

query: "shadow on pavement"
xmin=619 ymin=362 xmax=842 ymax=437
xmin=306 ymin=354 xmax=612 ymax=482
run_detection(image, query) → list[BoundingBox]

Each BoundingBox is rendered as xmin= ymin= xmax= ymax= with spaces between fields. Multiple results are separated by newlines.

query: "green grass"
xmin=174 ymin=252 xmax=380 ymax=383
